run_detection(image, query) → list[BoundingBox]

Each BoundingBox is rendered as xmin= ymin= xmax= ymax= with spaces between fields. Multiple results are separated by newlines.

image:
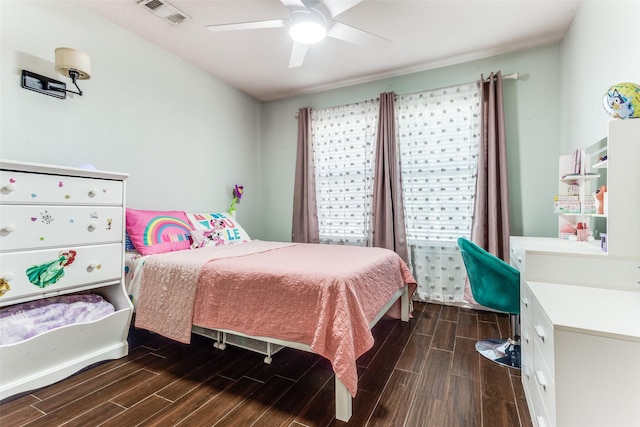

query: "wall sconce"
xmin=21 ymin=48 xmax=91 ymax=99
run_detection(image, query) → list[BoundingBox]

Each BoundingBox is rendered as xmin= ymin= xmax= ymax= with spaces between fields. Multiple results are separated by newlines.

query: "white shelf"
xmin=560 ymin=173 xmax=600 ymax=183
xmin=560 ymin=213 xmax=605 ymax=218
xmin=558 ymin=120 xmax=640 ymax=258
xmin=592 ymin=160 xmax=608 ymax=169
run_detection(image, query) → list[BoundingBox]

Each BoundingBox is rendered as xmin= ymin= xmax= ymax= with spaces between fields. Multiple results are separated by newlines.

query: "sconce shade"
xmin=55 ymin=48 xmax=91 ymax=79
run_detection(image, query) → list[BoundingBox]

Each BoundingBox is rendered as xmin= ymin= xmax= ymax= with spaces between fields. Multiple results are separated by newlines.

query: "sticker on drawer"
xmin=26 ymin=249 xmax=77 ymax=288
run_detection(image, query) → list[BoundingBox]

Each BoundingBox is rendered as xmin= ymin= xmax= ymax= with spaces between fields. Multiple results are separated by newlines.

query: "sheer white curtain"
xmin=396 ymin=82 xmax=480 ymax=304
xmin=311 ymin=100 xmax=379 ymax=245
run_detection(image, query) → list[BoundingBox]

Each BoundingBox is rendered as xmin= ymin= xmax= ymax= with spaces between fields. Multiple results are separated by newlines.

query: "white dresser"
xmin=511 ymin=236 xmax=640 ymax=426
xmin=0 ymin=160 xmax=133 ymax=400
xmin=520 ymin=281 xmax=640 ymax=427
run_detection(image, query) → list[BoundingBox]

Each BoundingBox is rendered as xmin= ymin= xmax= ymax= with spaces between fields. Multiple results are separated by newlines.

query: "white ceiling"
xmin=79 ymin=0 xmax=580 ymax=101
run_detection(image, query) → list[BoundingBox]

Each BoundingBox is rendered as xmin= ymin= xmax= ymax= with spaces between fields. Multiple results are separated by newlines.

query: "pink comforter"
xmin=135 ymin=241 xmax=416 ymax=397
xmin=192 ymin=243 xmax=416 ymax=397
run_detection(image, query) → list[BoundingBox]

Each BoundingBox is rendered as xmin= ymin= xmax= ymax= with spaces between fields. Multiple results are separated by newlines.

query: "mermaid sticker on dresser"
xmin=26 ymin=250 xmax=77 ymax=288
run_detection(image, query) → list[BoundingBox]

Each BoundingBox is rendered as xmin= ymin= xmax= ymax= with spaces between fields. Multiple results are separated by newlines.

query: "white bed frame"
xmin=194 ymin=284 xmax=410 ymax=422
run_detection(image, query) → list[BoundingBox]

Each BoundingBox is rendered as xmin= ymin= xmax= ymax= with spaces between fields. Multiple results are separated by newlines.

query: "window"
xmin=311 ymin=100 xmax=379 ymax=245
xmin=397 ymin=82 xmax=480 ymax=303
xmin=397 ymin=83 xmax=480 ymax=243
xmin=309 ymin=81 xmax=480 ymax=303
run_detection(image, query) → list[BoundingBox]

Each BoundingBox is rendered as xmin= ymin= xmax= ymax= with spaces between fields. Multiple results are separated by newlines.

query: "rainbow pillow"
xmin=126 ymin=208 xmax=193 ymax=255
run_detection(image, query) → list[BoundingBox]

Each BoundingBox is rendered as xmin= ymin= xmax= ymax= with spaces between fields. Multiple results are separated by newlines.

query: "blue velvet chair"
xmin=457 ymin=237 xmax=521 ymax=369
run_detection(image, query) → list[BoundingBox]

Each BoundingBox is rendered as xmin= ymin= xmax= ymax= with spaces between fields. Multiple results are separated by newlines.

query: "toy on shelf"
xmin=602 ymin=82 xmax=640 ymax=119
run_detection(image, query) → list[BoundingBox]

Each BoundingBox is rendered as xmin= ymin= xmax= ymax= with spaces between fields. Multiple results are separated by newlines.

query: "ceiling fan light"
xmin=290 ymin=21 xmax=326 ymax=44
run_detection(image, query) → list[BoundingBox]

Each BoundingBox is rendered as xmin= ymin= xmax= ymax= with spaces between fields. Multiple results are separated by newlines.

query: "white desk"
xmin=510 ymin=236 xmax=639 ymax=291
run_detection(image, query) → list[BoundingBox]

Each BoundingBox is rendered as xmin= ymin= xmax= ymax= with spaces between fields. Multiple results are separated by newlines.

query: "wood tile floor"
xmin=0 ymin=302 xmax=532 ymax=427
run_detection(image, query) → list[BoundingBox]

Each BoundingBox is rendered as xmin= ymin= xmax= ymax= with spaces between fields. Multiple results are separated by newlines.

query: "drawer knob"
xmin=3 ymin=183 xmax=16 ymax=192
xmin=87 ymin=222 xmax=99 ymax=231
xmin=534 ymin=325 xmax=546 ymax=342
xmin=521 ymin=297 xmax=529 ymax=307
xmin=88 ymin=188 xmax=98 ymax=197
xmin=1 ymin=224 xmax=16 ymax=233
xmin=87 ymin=262 xmax=101 ymax=271
xmin=1 ymin=273 xmax=14 ymax=281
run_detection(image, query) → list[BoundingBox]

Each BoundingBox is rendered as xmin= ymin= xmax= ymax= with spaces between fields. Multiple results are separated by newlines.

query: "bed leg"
xmin=213 ymin=331 xmax=226 ymax=350
xmin=401 ymin=284 xmax=410 ymax=322
xmin=335 ymin=377 xmax=352 ymax=422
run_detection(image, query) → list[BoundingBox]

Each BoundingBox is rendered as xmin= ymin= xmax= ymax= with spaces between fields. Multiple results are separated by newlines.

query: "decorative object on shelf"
xmin=571 ymin=149 xmax=582 ymax=174
xmin=593 ymin=185 xmax=607 ymax=215
xmin=576 ymin=222 xmax=588 ymax=241
xmin=21 ymin=48 xmax=91 ymax=99
xmin=560 ymin=223 xmax=576 ymax=239
xmin=602 ymin=82 xmax=640 ymax=119
xmin=228 ymin=184 xmax=244 ymax=215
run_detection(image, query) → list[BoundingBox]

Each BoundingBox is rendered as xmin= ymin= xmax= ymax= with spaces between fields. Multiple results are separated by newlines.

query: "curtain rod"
xmin=295 ymin=72 xmax=520 ymax=118
xmin=484 ymin=72 xmax=519 ymax=82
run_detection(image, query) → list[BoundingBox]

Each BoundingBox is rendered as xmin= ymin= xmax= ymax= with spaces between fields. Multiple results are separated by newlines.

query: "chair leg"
xmin=475 ymin=313 xmax=521 ymax=369
xmin=512 ymin=313 xmax=521 ymax=342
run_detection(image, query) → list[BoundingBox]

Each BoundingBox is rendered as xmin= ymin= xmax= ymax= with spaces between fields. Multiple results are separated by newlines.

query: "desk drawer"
xmin=0 ymin=244 xmax=122 ymax=305
xmin=532 ymin=298 xmax=555 ymax=378
xmin=0 ymin=171 xmax=123 ymax=205
xmin=0 ymin=206 xmax=122 ymax=251
xmin=520 ymin=279 xmax=533 ymax=320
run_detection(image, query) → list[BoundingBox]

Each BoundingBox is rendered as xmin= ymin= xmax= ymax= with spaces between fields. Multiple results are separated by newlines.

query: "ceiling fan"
xmin=205 ymin=0 xmax=392 ymax=68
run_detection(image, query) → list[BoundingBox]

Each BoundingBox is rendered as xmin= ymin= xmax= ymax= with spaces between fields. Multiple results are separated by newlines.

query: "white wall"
xmin=0 ymin=1 xmax=264 ymax=238
xmin=561 ymin=1 xmax=640 ymax=151
xmin=261 ymin=45 xmax=564 ymax=241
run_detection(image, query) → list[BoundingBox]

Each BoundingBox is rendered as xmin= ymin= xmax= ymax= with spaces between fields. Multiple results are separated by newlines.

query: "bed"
xmin=124 ymin=209 xmax=416 ymax=422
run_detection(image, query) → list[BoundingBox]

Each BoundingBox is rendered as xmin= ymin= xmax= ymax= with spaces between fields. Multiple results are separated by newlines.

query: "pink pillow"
xmin=126 ymin=208 xmax=193 ymax=255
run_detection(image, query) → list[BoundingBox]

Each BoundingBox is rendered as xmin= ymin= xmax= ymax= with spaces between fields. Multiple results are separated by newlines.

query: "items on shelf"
xmin=593 ymin=185 xmax=607 ymax=215
xmin=602 ymin=82 xmax=640 ymax=120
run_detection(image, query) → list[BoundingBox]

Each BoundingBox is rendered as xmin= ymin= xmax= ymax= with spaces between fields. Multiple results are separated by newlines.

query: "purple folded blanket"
xmin=0 ymin=294 xmax=115 ymax=345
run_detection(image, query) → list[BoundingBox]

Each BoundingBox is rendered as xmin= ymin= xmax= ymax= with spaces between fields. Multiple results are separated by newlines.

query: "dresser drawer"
xmin=533 ymin=338 xmax=556 ymax=425
xmin=532 ymin=298 xmax=555 ymax=377
xmin=0 ymin=244 xmax=122 ymax=305
xmin=0 ymin=171 xmax=123 ymax=205
xmin=510 ymin=241 xmax=525 ymax=273
xmin=520 ymin=314 xmax=534 ymax=368
xmin=520 ymin=278 xmax=534 ymax=321
xmin=0 ymin=206 xmax=122 ymax=251
xmin=525 ymin=366 xmax=553 ymax=427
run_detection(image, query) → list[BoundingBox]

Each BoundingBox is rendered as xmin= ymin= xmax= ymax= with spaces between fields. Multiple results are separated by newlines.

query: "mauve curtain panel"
xmin=471 ymin=72 xmax=511 ymax=261
xmin=372 ymin=92 xmax=409 ymax=263
xmin=292 ymin=107 xmax=320 ymax=243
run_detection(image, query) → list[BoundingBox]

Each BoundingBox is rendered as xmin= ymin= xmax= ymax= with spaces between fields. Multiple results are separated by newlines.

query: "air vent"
xmin=138 ymin=0 xmax=189 ymax=24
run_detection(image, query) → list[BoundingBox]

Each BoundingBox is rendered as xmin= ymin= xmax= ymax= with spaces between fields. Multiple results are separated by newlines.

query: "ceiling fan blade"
xmin=280 ymin=0 xmax=305 ymax=8
xmin=206 ymin=19 xmax=286 ymax=32
xmin=322 ymin=0 xmax=363 ymax=17
xmin=288 ymin=42 xmax=309 ymax=68
xmin=327 ymin=22 xmax=392 ymax=49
